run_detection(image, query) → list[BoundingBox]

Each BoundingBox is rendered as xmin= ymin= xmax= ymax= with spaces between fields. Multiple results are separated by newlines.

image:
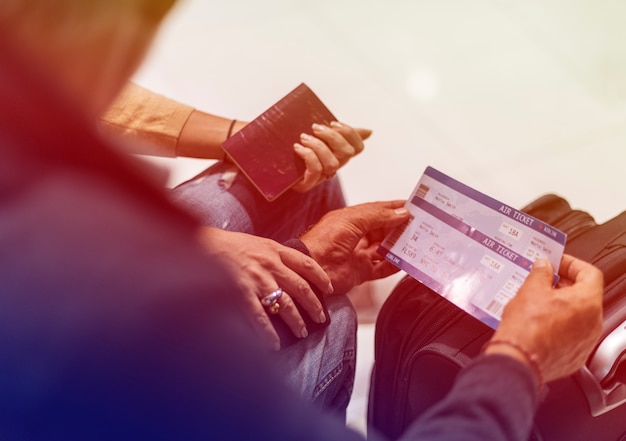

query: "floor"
xmin=134 ymin=0 xmax=626 ymax=436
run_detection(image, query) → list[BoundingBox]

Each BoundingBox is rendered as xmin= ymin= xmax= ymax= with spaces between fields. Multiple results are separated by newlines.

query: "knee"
xmin=325 ymin=296 xmax=357 ymax=343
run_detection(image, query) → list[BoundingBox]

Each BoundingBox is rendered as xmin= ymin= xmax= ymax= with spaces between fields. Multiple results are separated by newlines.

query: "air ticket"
xmin=378 ymin=166 xmax=566 ymax=329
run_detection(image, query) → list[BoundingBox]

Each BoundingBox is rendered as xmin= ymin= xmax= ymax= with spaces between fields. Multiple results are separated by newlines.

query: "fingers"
xmin=275 ymin=249 xmax=331 ymax=323
xmin=279 ymin=247 xmax=333 ymax=296
xmin=292 ymin=143 xmax=326 ymax=193
xmin=244 ymin=287 xmax=314 ymax=352
xmin=348 ymin=200 xmax=411 ymax=234
xmin=296 ymin=130 xmax=342 ymax=180
xmin=273 ymin=291 xmax=310 ymax=340
xmin=258 ymin=253 xmax=328 ymax=341
xmin=355 ymin=236 xmax=402 ymax=281
xmin=210 ymin=232 xmax=331 ymax=351
xmin=244 ymin=276 xmax=322 ymax=352
xmin=315 ymin=121 xmax=367 ymax=162
xmin=301 ymin=200 xmax=409 ymax=258
xmin=491 ymin=255 xmax=604 ymax=384
xmin=301 ymin=200 xmax=411 ymax=293
xmin=559 ymin=253 xmax=604 ymax=288
xmin=355 ymin=127 xmax=373 ymax=141
xmin=292 ymin=122 xmax=370 ymax=193
xmin=369 ymin=259 xmax=402 ymax=280
xmin=514 ymin=258 xmax=554 ymax=296
xmin=238 ymin=282 xmax=282 ymax=351
xmin=297 ymin=130 xmax=340 ymax=176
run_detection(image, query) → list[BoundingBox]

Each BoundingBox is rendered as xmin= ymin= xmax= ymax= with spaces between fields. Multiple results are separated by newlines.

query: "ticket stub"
xmin=378 ymin=166 xmax=566 ymax=329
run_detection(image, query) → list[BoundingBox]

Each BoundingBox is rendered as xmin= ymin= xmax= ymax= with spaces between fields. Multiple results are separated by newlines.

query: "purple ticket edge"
xmin=423 ymin=166 xmax=567 ymax=245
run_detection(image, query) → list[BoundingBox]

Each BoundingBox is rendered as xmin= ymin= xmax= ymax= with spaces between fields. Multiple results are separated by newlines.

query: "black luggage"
xmin=368 ymin=194 xmax=626 ymax=441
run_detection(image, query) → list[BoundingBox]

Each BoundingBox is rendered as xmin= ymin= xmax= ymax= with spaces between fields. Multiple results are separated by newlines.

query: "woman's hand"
xmin=197 ymin=227 xmax=333 ymax=351
xmin=292 ymin=121 xmax=371 ymax=192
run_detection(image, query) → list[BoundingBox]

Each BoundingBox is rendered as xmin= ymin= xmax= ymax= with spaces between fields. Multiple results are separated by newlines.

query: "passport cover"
xmin=221 ymin=83 xmax=336 ymax=201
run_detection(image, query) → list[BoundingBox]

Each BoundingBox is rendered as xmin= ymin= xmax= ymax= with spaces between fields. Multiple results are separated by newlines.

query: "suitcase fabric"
xmin=368 ymin=194 xmax=626 ymax=441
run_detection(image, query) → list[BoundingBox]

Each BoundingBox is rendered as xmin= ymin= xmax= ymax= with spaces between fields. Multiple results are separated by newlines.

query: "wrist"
xmin=282 ymin=238 xmax=311 ymax=257
xmin=482 ymin=339 xmax=544 ymax=391
xmin=298 ymin=232 xmax=324 ymax=267
xmin=176 ymin=112 xmax=247 ymax=159
xmin=224 ymin=119 xmax=246 ymax=139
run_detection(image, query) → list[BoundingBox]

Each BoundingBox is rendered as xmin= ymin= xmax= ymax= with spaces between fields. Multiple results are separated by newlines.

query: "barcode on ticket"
xmin=416 ymin=184 xmax=430 ymax=199
xmin=486 ymin=299 xmax=504 ymax=318
xmin=381 ymin=216 xmax=413 ymax=249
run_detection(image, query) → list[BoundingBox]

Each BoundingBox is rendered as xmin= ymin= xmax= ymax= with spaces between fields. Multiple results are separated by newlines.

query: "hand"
xmin=197 ymin=227 xmax=333 ymax=351
xmin=485 ymin=255 xmax=603 ymax=384
xmin=292 ymin=121 xmax=371 ymax=192
xmin=300 ymin=201 xmax=411 ymax=294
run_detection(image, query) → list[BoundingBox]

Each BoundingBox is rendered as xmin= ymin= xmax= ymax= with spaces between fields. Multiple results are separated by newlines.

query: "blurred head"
xmin=0 ymin=0 xmax=176 ymax=119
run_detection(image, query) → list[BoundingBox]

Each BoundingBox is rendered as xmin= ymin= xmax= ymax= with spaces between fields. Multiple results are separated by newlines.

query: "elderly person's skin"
xmin=486 ymin=255 xmax=603 ymax=386
xmin=198 ymin=202 xmax=411 ymax=350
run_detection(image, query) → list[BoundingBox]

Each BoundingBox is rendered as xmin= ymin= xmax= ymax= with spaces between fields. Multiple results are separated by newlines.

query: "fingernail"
xmin=319 ymin=311 xmax=327 ymax=323
xmin=273 ymin=342 xmax=281 ymax=351
xmin=300 ymin=133 xmax=313 ymax=141
xmin=327 ymin=282 xmax=334 ymax=295
xmin=394 ymin=207 xmax=409 ymax=216
xmin=301 ymin=328 xmax=309 ymax=339
xmin=533 ymin=258 xmax=548 ymax=268
xmin=312 ymin=123 xmax=325 ymax=131
xmin=294 ymin=143 xmax=306 ymax=151
xmin=330 ymin=121 xmax=342 ymax=128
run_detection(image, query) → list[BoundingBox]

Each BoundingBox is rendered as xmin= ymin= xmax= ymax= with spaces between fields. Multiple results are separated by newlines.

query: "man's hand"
xmin=486 ymin=255 xmax=604 ymax=384
xmin=197 ymin=227 xmax=333 ymax=351
xmin=300 ymin=200 xmax=410 ymax=294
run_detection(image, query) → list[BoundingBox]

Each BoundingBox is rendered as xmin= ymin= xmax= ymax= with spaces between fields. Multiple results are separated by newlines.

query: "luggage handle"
xmin=576 ymin=317 xmax=626 ymax=416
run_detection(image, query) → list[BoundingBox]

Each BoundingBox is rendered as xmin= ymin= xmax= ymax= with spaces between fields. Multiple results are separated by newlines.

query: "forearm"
xmin=99 ymin=82 xmax=192 ymax=157
xmin=99 ymin=82 xmax=246 ymax=159
xmin=397 ymin=355 xmax=538 ymax=441
xmin=176 ymin=110 xmax=246 ymax=159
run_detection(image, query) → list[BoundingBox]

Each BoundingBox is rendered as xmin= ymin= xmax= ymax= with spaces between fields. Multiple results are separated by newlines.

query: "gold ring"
xmin=268 ymin=302 xmax=280 ymax=315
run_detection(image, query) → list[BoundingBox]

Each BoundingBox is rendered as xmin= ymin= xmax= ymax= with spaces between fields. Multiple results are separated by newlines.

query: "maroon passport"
xmin=221 ymin=83 xmax=337 ymax=201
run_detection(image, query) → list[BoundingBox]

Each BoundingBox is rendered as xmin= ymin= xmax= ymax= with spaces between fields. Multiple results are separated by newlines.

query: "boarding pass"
xmin=378 ymin=166 xmax=566 ymax=329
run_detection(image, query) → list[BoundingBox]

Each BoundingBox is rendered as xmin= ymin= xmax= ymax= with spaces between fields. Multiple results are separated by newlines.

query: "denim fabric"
xmin=168 ymin=160 xmax=357 ymax=416
xmin=169 ymin=160 xmax=346 ymax=242
xmin=276 ymin=295 xmax=357 ymax=419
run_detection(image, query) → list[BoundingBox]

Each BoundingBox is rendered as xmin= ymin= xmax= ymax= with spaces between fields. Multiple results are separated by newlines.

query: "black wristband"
xmin=226 ymin=119 xmax=237 ymax=140
xmin=282 ymin=238 xmax=311 ymax=256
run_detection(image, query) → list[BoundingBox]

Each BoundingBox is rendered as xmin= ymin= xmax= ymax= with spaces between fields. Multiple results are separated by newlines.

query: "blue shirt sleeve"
xmin=385 ymin=354 xmax=539 ymax=441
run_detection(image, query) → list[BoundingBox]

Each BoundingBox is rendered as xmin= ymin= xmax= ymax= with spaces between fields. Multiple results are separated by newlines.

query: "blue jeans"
xmin=170 ymin=160 xmax=345 ymax=241
xmin=169 ymin=160 xmax=357 ymax=417
xmin=277 ymin=295 xmax=357 ymax=418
